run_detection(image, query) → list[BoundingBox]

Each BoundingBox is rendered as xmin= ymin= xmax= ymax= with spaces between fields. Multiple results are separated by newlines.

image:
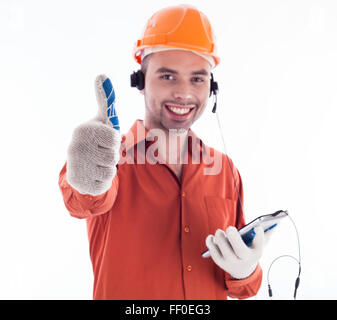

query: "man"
xmin=59 ymin=4 xmax=266 ymax=300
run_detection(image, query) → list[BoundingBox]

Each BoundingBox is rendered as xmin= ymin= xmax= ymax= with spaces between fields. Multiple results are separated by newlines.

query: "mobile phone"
xmin=201 ymin=210 xmax=288 ymax=258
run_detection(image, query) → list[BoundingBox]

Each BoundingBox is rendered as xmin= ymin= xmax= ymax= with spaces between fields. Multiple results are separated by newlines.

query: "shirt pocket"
xmin=204 ymin=196 xmax=236 ymax=234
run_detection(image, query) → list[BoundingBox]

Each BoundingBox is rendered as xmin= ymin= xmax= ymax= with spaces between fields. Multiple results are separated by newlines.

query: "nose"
xmin=172 ymin=80 xmax=193 ymax=102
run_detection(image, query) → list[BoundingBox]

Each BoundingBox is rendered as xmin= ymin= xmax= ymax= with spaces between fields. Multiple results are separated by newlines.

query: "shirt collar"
xmin=121 ymin=119 xmax=212 ymax=163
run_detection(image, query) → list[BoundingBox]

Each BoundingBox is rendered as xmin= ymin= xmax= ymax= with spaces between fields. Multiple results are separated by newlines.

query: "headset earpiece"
xmin=210 ymin=73 xmax=219 ymax=113
xmin=210 ymin=73 xmax=218 ymax=97
xmin=130 ymin=70 xmax=145 ymax=90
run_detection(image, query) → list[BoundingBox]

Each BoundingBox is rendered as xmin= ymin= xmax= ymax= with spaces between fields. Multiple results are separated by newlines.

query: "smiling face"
xmin=142 ymin=50 xmax=211 ymax=133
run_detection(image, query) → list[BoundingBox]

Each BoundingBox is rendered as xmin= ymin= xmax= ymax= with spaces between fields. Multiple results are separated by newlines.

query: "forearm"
xmin=59 ymin=162 xmax=119 ymax=219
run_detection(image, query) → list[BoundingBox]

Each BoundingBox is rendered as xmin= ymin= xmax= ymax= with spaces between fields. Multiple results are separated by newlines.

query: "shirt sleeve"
xmin=58 ymin=162 xmax=119 ymax=219
xmin=225 ymin=264 xmax=263 ymax=299
xmin=224 ymin=162 xmax=263 ymax=299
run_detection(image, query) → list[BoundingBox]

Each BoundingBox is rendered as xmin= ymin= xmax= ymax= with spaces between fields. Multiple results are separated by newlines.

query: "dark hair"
xmin=140 ymin=54 xmax=151 ymax=76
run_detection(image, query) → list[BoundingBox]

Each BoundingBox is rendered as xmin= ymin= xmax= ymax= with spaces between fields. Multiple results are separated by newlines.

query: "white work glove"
xmin=205 ymin=226 xmax=268 ymax=279
xmin=66 ymin=74 xmax=121 ymax=196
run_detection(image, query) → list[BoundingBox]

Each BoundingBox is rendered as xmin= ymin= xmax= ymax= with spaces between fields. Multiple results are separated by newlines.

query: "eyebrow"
xmin=156 ymin=67 xmax=178 ymax=74
xmin=191 ymin=69 xmax=209 ymax=76
xmin=155 ymin=67 xmax=209 ymax=76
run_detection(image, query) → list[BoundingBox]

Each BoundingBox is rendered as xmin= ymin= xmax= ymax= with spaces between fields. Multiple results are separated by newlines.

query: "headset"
xmin=130 ymin=70 xmax=219 ymax=113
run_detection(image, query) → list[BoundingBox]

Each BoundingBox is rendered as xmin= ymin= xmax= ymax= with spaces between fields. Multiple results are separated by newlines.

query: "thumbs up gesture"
xmin=66 ymin=75 xmax=121 ymax=196
xmin=95 ymin=74 xmax=120 ymax=130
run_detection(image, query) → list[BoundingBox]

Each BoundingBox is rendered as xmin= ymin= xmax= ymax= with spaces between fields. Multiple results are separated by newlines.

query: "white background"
xmin=0 ymin=0 xmax=336 ymax=299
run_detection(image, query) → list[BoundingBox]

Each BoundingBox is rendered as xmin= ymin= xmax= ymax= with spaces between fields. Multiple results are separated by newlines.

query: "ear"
xmin=139 ymin=89 xmax=144 ymax=95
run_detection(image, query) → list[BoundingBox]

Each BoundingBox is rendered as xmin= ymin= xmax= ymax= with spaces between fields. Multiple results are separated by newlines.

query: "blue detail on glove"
xmin=102 ymin=78 xmax=120 ymax=131
xmin=241 ymin=229 xmax=256 ymax=247
xmin=241 ymin=223 xmax=277 ymax=247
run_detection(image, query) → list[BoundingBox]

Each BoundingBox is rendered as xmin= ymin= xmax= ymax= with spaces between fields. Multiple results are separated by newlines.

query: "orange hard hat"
xmin=133 ymin=4 xmax=220 ymax=67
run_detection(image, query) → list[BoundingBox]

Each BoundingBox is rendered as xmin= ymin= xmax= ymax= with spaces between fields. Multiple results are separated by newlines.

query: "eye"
xmin=191 ymin=77 xmax=204 ymax=83
xmin=160 ymin=74 xmax=174 ymax=80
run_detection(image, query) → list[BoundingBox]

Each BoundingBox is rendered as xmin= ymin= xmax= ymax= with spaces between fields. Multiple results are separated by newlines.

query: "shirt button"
xmin=181 ymin=191 xmax=186 ymax=197
xmin=186 ymin=265 xmax=192 ymax=272
xmin=184 ymin=226 xmax=190 ymax=233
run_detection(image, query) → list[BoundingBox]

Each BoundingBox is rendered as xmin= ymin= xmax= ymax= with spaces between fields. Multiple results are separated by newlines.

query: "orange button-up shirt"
xmin=59 ymin=119 xmax=262 ymax=300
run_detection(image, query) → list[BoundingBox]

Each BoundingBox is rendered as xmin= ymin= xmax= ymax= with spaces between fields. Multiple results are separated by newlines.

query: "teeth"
xmin=167 ymin=105 xmax=191 ymax=115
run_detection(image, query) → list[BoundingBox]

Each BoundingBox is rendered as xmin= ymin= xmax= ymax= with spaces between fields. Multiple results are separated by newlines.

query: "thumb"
xmin=95 ymin=74 xmax=120 ymax=131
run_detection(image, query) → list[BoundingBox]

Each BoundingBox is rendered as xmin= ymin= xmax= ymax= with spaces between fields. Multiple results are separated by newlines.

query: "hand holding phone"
xmin=202 ymin=210 xmax=288 ymax=258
